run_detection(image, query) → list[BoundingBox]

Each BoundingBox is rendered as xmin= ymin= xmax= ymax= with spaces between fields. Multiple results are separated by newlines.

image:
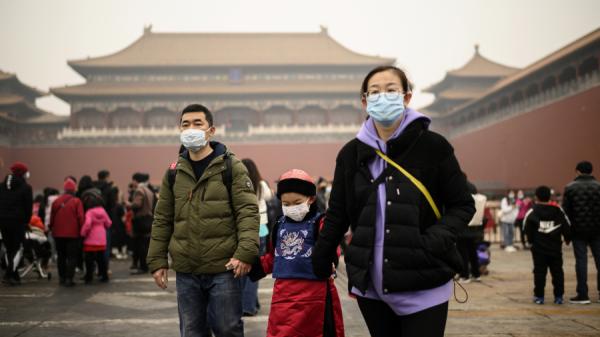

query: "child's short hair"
xmin=535 ymin=185 xmax=551 ymax=202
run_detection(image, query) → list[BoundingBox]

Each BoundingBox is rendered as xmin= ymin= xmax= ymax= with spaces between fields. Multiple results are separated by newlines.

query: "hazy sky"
xmin=1 ymin=0 xmax=599 ymax=115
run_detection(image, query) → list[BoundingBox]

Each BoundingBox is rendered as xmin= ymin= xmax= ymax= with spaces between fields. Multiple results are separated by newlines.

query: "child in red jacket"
xmin=250 ymin=169 xmax=344 ymax=337
xmin=81 ymin=205 xmax=112 ymax=283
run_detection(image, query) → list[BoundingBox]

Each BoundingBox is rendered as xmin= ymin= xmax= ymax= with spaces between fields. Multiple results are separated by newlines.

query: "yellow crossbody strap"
xmin=375 ymin=150 xmax=442 ymax=220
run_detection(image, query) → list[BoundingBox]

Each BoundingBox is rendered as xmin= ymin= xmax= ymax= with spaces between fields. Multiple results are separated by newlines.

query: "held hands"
xmin=152 ymin=268 xmax=169 ymax=289
xmin=225 ymin=258 xmax=252 ymax=278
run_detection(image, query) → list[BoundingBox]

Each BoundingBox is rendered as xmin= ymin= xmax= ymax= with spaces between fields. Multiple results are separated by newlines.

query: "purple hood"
xmin=357 ymin=108 xmax=431 ymax=150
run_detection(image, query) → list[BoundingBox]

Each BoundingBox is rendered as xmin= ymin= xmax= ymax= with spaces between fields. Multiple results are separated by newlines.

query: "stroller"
xmin=17 ymin=216 xmax=52 ymax=281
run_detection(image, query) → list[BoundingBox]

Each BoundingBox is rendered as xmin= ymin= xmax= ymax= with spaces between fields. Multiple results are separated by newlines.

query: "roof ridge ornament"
xmin=474 ymin=44 xmax=480 ymax=54
xmin=144 ymin=24 xmax=153 ymax=35
xmin=320 ymin=25 xmax=328 ymax=35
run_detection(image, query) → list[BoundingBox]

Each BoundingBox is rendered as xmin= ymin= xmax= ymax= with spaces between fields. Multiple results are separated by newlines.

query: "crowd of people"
xmin=0 ymin=166 xmax=160 ymax=286
xmin=1 ymin=64 xmax=599 ymax=337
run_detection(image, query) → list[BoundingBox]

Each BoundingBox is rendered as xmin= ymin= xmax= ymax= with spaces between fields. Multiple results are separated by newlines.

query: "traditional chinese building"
xmin=3 ymin=27 xmax=394 ymax=190
xmin=0 ymin=70 xmax=68 ymax=169
xmin=435 ymin=28 xmax=600 ymax=192
xmin=422 ymin=45 xmax=518 ymax=117
xmin=51 ymin=26 xmax=392 ymax=133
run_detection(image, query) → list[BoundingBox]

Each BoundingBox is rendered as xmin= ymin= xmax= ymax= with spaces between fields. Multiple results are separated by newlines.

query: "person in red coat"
xmin=49 ymin=178 xmax=84 ymax=287
xmin=250 ymin=169 xmax=345 ymax=337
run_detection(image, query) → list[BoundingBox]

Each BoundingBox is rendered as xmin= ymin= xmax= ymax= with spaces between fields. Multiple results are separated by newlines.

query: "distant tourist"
xmin=129 ymin=172 xmax=154 ymax=275
xmin=524 ymin=186 xmax=571 ymax=304
xmin=562 ymin=161 xmax=600 ymax=304
xmin=500 ymin=190 xmax=519 ymax=252
xmin=457 ymin=182 xmax=487 ymax=283
xmin=240 ymin=158 xmax=273 ymax=317
xmin=49 ymin=178 xmax=84 ymax=287
xmin=0 ymin=162 xmax=33 ymax=286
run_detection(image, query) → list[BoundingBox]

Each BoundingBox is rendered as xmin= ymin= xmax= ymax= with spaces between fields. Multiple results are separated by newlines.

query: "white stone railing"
xmin=447 ymin=70 xmax=600 ymax=138
xmin=57 ymin=123 xmax=362 ymax=140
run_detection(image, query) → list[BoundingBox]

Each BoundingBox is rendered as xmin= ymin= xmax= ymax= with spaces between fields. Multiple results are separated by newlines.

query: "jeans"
xmin=501 ymin=222 xmax=514 ymax=247
xmin=572 ymin=235 xmax=600 ymax=297
xmin=176 ymin=271 xmax=244 ymax=337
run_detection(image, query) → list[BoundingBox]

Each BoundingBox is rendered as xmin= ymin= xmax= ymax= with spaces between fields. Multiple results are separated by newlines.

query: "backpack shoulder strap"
xmin=221 ymin=153 xmax=235 ymax=215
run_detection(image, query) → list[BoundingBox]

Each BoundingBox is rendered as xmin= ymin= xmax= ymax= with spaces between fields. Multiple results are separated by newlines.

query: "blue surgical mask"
xmin=180 ymin=128 xmax=207 ymax=152
xmin=366 ymin=95 xmax=405 ymax=126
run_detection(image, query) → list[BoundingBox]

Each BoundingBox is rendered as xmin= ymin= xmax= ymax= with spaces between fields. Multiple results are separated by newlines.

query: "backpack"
xmin=167 ymin=153 xmax=235 ymax=216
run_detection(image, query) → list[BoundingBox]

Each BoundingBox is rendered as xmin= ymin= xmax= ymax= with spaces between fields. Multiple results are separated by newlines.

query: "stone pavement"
xmin=1 ymin=244 xmax=599 ymax=337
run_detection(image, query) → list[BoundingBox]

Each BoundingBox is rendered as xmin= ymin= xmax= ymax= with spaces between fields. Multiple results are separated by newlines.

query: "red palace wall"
xmin=451 ymin=86 xmax=600 ymax=192
xmin=0 ymin=141 xmax=345 ymax=194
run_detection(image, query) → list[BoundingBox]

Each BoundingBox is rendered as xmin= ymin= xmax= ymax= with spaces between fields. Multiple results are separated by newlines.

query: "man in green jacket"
xmin=147 ymin=104 xmax=259 ymax=337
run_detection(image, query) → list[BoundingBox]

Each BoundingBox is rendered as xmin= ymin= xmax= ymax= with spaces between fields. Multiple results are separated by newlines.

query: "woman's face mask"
xmin=366 ymin=94 xmax=406 ymax=127
xmin=282 ymin=200 xmax=311 ymax=222
xmin=180 ymin=128 xmax=208 ymax=152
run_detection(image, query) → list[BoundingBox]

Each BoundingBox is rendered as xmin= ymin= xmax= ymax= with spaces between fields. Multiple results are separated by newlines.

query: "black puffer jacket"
xmin=313 ymin=120 xmax=475 ymax=293
xmin=0 ymin=174 xmax=33 ymax=229
xmin=563 ymin=175 xmax=600 ymax=238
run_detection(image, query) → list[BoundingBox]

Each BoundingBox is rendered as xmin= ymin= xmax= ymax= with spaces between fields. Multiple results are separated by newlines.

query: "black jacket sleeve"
xmin=421 ymin=150 xmax=475 ymax=257
xmin=559 ymin=208 xmax=572 ymax=243
xmin=312 ymin=150 xmax=351 ymax=278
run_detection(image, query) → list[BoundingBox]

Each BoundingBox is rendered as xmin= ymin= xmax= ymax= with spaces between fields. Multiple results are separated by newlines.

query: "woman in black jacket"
xmin=312 ymin=66 xmax=475 ymax=337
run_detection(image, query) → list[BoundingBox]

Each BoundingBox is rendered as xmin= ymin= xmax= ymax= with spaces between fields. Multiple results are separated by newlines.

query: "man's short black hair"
xmin=576 ymin=161 xmax=593 ymax=175
xmin=180 ymin=104 xmax=214 ymax=126
xmin=535 ymin=185 xmax=551 ymax=202
xmin=132 ymin=172 xmax=148 ymax=183
xmin=98 ymin=170 xmax=110 ymax=180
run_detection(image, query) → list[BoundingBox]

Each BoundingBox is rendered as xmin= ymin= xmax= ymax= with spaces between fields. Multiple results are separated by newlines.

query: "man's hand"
xmin=225 ymin=258 xmax=252 ymax=278
xmin=153 ymin=268 xmax=169 ymax=289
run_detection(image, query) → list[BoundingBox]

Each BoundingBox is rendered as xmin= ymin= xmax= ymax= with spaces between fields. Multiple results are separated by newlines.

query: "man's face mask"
xmin=180 ymin=128 xmax=208 ymax=152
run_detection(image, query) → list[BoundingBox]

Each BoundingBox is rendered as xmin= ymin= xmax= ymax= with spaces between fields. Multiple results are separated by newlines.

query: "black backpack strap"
xmin=221 ymin=153 xmax=235 ymax=219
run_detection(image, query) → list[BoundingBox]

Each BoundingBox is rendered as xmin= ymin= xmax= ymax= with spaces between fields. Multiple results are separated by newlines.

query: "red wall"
xmin=1 ymin=142 xmax=345 ymax=194
xmin=451 ymin=86 xmax=600 ymax=192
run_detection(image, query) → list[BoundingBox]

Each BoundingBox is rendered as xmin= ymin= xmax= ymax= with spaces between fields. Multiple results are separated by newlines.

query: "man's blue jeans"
xmin=176 ymin=271 xmax=244 ymax=337
xmin=501 ymin=222 xmax=514 ymax=247
xmin=572 ymin=235 xmax=600 ymax=297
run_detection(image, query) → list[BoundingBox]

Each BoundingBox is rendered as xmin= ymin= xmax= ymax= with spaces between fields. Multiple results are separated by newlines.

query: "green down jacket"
xmin=147 ymin=145 xmax=259 ymax=274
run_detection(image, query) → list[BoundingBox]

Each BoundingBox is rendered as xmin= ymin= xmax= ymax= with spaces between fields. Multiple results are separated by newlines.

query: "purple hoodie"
xmin=352 ymin=108 xmax=452 ymax=316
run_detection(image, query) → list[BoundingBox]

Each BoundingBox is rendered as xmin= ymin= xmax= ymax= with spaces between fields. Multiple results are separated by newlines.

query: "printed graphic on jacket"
xmin=538 ymin=220 xmax=561 ymax=234
xmin=276 ymin=229 xmax=312 ymax=260
xmin=272 ymin=213 xmax=320 ymax=280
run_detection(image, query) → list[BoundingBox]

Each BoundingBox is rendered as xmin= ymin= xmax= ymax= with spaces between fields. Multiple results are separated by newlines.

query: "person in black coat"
xmin=562 ymin=160 xmax=600 ymax=304
xmin=312 ymin=66 xmax=474 ymax=337
xmin=0 ymin=162 xmax=33 ymax=285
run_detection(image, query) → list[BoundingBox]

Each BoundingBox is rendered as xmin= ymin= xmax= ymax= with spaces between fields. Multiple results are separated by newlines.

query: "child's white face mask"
xmin=282 ymin=201 xmax=310 ymax=222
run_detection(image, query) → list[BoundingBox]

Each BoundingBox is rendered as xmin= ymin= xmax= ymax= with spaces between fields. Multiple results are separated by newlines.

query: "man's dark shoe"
xmin=64 ymin=279 xmax=76 ymax=287
xmin=569 ymin=295 xmax=591 ymax=304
